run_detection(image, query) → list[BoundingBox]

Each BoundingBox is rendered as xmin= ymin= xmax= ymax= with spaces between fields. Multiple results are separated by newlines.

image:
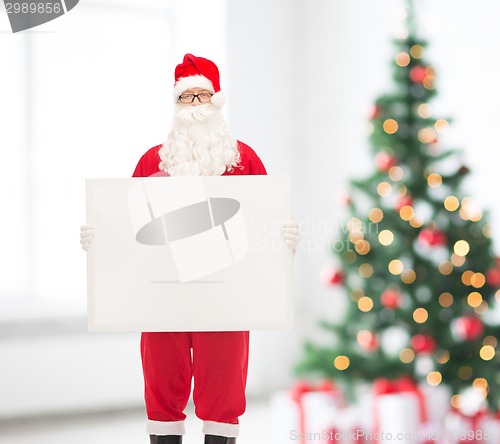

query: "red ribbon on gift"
xmin=451 ymin=407 xmax=489 ymax=444
xmin=373 ymin=375 xmax=427 ymax=422
xmin=290 ymin=380 xmax=337 ymax=444
xmin=372 ymin=375 xmax=428 ymax=442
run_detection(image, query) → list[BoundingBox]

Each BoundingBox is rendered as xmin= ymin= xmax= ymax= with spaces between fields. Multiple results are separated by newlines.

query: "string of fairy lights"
xmin=328 ymin=6 xmax=500 ymax=410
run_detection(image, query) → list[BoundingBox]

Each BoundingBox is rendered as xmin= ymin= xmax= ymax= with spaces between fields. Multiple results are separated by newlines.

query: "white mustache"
xmin=174 ymin=103 xmax=216 ymax=123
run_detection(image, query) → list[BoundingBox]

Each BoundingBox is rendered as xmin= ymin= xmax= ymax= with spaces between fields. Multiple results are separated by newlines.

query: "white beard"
xmin=158 ymin=103 xmax=240 ymax=176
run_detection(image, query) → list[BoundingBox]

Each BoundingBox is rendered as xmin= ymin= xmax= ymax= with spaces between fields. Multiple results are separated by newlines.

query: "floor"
xmin=0 ymin=400 xmax=272 ymax=444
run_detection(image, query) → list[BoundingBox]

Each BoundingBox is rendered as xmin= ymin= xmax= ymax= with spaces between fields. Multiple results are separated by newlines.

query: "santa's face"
xmin=158 ymin=87 xmax=240 ymax=176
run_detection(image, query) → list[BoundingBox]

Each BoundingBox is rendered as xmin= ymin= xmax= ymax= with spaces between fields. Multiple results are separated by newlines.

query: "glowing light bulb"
xmin=451 ymin=395 xmax=461 ymax=409
xmin=451 ymin=254 xmax=466 ymax=266
xmin=435 ymin=119 xmax=450 ymax=133
xmin=383 ymin=119 xmax=399 ymax=134
xmin=473 ymin=378 xmax=488 ymax=391
xmin=427 ymin=371 xmax=442 ymax=386
xmin=358 ymin=296 xmax=374 ymax=312
xmin=480 ymin=345 xmax=495 ymax=361
xmin=454 ymin=240 xmax=470 ymax=257
xmin=470 ymin=210 xmax=483 ymax=222
xmin=359 ymin=263 xmax=374 ymax=278
xmin=395 ymin=52 xmax=411 ymax=67
xmin=401 ymin=269 xmax=416 ymax=284
xmin=377 ymin=182 xmax=393 ymax=196
xmin=470 ymin=273 xmax=486 ymax=288
xmin=467 ymin=292 xmax=483 ymax=308
xmin=409 ymin=216 xmax=424 ymax=228
xmin=389 ymin=166 xmax=404 ymax=181
xmin=410 ymin=44 xmax=425 ymax=59
xmin=444 ymin=196 xmax=460 ymax=211
xmin=436 ymin=350 xmax=450 ymax=364
xmin=439 ymin=292 xmax=453 ymax=307
xmin=389 ymin=259 xmax=404 ymax=275
xmin=369 ymin=208 xmax=384 ymax=223
xmin=355 ymin=240 xmax=371 ymax=255
xmin=423 ymin=78 xmax=435 ymax=90
xmin=418 ymin=103 xmax=432 ymax=118
xmin=413 ymin=308 xmax=428 ymax=323
xmin=423 ymin=67 xmax=436 ymax=90
xmin=462 ymin=270 xmax=474 ymax=286
xmin=418 ymin=128 xmax=437 ymax=144
xmin=438 ymin=261 xmax=453 ymax=275
xmin=379 ymin=230 xmax=394 ymax=246
xmin=399 ymin=205 xmax=414 ymax=221
xmin=399 ymin=348 xmax=415 ymax=363
xmin=427 ymin=173 xmax=442 ymax=188
xmin=333 ymin=355 xmax=350 ymax=370
xmin=398 ymin=185 xmax=408 ymax=197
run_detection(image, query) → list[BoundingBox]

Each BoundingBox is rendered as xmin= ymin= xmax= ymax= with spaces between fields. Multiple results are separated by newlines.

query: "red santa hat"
xmin=173 ymin=53 xmax=225 ymax=107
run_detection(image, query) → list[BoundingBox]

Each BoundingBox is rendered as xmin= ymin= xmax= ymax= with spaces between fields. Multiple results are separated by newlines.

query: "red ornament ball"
xmin=357 ymin=330 xmax=379 ymax=352
xmin=418 ymin=228 xmax=447 ymax=247
xmin=409 ymin=65 xmax=427 ymax=83
xmin=375 ymin=152 xmax=397 ymax=172
xmin=320 ymin=268 xmax=344 ymax=286
xmin=329 ymin=271 xmax=343 ymax=285
xmin=410 ymin=334 xmax=436 ymax=354
xmin=486 ymin=267 xmax=500 ymax=287
xmin=370 ymin=105 xmax=382 ymax=120
xmin=339 ymin=193 xmax=351 ymax=206
xmin=380 ymin=289 xmax=401 ymax=309
xmin=453 ymin=316 xmax=484 ymax=341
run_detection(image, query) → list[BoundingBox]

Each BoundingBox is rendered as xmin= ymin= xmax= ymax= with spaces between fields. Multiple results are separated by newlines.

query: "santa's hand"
xmin=281 ymin=220 xmax=300 ymax=256
xmin=80 ymin=225 xmax=95 ymax=251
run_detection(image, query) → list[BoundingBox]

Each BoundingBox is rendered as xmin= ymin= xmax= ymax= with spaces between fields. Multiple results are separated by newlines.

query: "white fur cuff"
xmin=146 ymin=419 xmax=185 ymax=436
xmin=202 ymin=420 xmax=239 ymax=437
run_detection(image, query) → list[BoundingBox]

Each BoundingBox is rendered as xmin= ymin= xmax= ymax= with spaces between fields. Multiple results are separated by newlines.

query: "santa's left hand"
xmin=281 ymin=220 xmax=300 ymax=256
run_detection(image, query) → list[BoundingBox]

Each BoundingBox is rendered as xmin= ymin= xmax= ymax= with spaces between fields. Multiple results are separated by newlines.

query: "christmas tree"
xmin=297 ymin=1 xmax=500 ymax=412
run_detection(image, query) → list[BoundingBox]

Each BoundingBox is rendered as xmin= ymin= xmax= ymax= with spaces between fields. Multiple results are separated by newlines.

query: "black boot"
xmin=150 ymin=435 xmax=182 ymax=444
xmin=204 ymin=435 xmax=236 ymax=444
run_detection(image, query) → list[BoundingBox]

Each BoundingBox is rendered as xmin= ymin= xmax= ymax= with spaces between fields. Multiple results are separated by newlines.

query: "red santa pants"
xmin=141 ymin=331 xmax=249 ymax=437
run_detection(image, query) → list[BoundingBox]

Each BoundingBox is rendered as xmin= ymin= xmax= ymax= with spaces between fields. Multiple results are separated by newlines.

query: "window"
xmin=0 ymin=0 xmax=227 ymax=318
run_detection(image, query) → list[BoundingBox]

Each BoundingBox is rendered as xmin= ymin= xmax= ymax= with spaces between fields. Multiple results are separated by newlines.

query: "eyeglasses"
xmin=178 ymin=92 xmax=213 ymax=104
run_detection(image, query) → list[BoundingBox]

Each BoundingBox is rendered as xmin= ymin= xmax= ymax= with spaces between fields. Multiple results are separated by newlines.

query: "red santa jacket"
xmin=132 ymin=141 xmax=267 ymax=177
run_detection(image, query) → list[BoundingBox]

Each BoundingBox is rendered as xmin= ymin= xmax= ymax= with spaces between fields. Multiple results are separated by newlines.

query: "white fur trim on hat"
xmin=173 ymin=74 xmax=214 ymax=100
xmin=210 ymin=90 xmax=225 ymax=107
xmin=202 ymin=420 xmax=239 ymax=437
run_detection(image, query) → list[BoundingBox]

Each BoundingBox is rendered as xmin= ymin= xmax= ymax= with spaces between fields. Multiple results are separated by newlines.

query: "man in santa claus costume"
xmin=81 ymin=53 xmax=299 ymax=444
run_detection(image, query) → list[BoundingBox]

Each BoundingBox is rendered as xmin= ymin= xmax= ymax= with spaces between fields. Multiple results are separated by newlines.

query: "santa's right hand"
xmin=80 ymin=225 xmax=95 ymax=251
